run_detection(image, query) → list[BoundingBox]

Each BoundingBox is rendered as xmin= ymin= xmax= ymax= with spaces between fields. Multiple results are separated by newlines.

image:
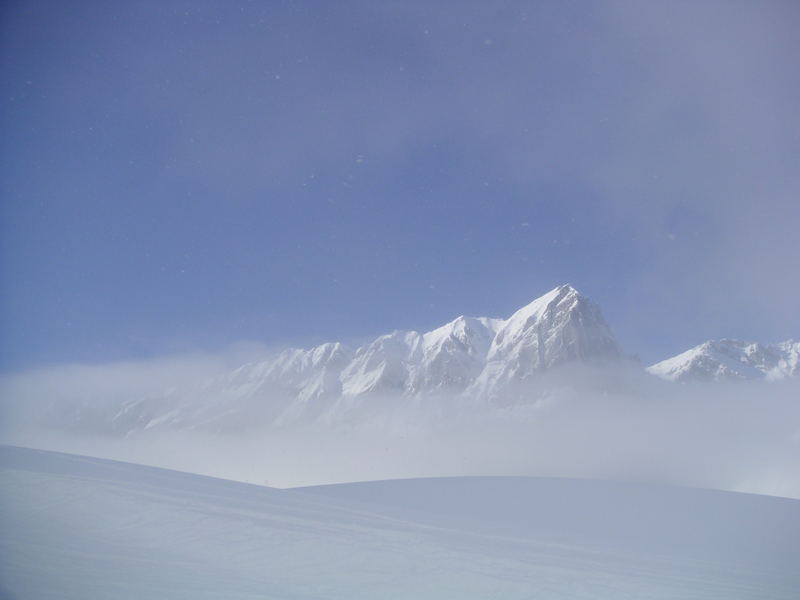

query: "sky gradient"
xmin=1 ymin=0 xmax=798 ymax=371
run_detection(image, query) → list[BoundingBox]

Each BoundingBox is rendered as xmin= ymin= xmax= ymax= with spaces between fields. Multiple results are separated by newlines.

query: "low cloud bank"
xmin=1 ymin=356 xmax=798 ymax=498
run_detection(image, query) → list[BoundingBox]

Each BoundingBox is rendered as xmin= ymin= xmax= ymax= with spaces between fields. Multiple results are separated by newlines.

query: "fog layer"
xmin=2 ymin=357 xmax=798 ymax=498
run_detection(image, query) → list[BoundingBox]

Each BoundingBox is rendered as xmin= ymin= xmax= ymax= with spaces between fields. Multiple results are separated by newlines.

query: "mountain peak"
xmin=556 ymin=283 xmax=580 ymax=294
xmin=506 ymin=284 xmax=582 ymax=327
xmin=467 ymin=285 xmax=620 ymax=400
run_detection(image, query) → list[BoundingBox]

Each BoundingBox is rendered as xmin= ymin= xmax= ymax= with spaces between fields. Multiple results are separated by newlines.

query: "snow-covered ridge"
xmin=647 ymin=339 xmax=799 ymax=382
xmin=334 ymin=284 xmax=620 ymax=403
xmin=105 ymin=285 xmax=621 ymax=432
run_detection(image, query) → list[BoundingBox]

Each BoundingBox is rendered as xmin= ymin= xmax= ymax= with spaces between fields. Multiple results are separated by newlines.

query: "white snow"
xmin=1 ymin=445 xmax=798 ymax=599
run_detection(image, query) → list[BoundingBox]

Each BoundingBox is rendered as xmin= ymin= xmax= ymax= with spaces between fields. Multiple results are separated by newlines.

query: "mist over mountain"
xmin=3 ymin=3 xmax=798 ymax=596
xmin=7 ymin=285 xmax=627 ymax=435
xmin=1 ymin=284 xmax=797 ymax=497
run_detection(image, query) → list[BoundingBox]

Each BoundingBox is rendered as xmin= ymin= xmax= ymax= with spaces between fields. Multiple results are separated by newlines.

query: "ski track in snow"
xmin=1 ymin=446 xmax=798 ymax=599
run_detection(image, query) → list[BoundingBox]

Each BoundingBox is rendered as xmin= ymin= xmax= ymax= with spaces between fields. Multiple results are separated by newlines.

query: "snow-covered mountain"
xmin=13 ymin=285 xmax=798 ymax=438
xmin=647 ymin=339 xmax=799 ymax=382
xmin=98 ymin=285 xmax=621 ymax=433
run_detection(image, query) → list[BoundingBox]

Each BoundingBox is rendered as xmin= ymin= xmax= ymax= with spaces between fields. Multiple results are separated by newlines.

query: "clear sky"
xmin=1 ymin=0 xmax=798 ymax=371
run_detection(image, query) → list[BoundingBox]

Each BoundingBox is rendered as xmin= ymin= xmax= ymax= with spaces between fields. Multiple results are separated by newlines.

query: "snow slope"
xmin=2 ymin=445 xmax=798 ymax=599
xmin=648 ymin=339 xmax=800 ymax=382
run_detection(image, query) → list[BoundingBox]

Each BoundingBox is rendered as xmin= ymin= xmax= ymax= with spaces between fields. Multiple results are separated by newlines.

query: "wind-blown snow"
xmin=1 ymin=446 xmax=798 ymax=599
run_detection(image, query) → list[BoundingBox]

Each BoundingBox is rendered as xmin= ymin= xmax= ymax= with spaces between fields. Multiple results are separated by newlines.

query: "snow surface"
xmin=2 ymin=445 xmax=799 ymax=599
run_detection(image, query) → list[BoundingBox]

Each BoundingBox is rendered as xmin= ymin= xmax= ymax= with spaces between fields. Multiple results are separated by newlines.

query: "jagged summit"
xmin=468 ymin=285 xmax=620 ymax=400
xmin=508 ymin=284 xmax=578 ymax=324
xmin=489 ymin=285 xmax=618 ymax=367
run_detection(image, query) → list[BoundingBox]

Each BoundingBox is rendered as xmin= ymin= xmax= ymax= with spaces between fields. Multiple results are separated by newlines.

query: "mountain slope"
xmin=648 ymin=339 xmax=799 ymax=382
xmin=2 ymin=445 xmax=798 ymax=599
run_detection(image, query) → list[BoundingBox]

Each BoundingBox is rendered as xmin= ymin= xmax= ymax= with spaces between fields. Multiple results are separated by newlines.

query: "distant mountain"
xmin=647 ymin=339 xmax=799 ymax=382
xmin=100 ymin=285 xmax=622 ymax=433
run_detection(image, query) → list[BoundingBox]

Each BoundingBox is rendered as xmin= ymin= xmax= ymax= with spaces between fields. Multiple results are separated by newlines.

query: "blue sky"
xmin=1 ymin=0 xmax=798 ymax=371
